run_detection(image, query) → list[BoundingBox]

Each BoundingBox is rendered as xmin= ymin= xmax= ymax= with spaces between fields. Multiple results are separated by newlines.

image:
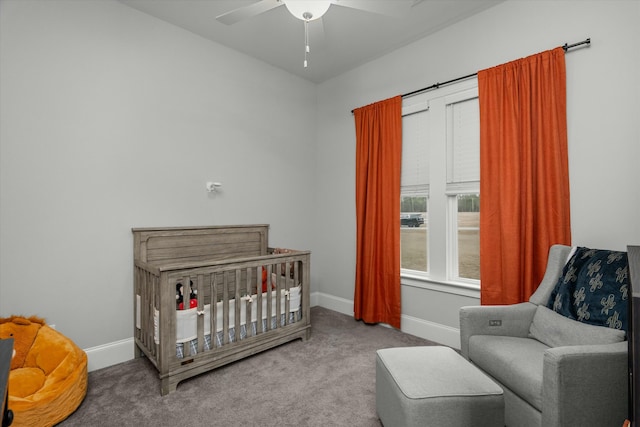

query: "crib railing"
xmin=170 ymin=265 xmax=302 ymax=357
xmin=134 ymin=250 xmax=311 ymax=393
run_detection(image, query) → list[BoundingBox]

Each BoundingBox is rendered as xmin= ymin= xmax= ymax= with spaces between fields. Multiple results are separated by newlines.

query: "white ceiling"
xmin=118 ymin=0 xmax=504 ymax=83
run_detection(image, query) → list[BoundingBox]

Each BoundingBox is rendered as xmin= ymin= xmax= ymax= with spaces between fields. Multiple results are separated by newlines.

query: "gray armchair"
xmin=460 ymin=244 xmax=629 ymax=427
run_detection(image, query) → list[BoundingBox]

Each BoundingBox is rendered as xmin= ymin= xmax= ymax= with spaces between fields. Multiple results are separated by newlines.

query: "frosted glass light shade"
xmin=284 ymin=0 xmax=331 ymax=21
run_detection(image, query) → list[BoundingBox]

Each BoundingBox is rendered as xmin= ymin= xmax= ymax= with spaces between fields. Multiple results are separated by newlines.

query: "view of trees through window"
xmin=401 ymin=196 xmax=427 ymax=213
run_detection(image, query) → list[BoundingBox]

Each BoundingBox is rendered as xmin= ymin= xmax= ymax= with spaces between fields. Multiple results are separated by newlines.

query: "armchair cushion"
xmin=528 ymin=305 xmax=626 ymax=348
xmin=546 ymin=247 xmax=629 ymax=331
xmin=468 ymin=335 xmax=548 ymax=411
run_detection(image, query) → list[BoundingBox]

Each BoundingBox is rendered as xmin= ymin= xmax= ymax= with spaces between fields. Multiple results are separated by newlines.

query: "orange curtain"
xmin=478 ymin=47 xmax=572 ymax=305
xmin=353 ymin=96 xmax=402 ymax=328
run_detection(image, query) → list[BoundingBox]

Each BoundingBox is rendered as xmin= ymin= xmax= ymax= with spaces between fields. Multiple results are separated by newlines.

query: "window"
xmin=400 ymin=109 xmax=429 ymax=272
xmin=400 ymin=79 xmax=479 ymax=286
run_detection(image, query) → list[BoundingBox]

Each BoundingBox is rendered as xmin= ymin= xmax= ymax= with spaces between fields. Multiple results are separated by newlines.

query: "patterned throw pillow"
xmin=547 ymin=246 xmax=629 ymax=332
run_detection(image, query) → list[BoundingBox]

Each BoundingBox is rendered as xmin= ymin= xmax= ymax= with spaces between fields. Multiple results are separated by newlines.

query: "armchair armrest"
xmin=459 ymin=302 xmax=537 ymax=359
xmin=542 ymin=341 xmax=628 ymax=427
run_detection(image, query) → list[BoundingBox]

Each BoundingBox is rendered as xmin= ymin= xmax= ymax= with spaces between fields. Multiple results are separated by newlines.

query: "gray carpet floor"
xmin=59 ymin=306 xmax=439 ymax=426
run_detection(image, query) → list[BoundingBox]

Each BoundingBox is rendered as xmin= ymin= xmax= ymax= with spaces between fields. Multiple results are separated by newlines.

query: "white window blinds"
xmin=446 ymin=93 xmax=479 ymax=192
xmin=401 ymin=109 xmax=429 ymax=196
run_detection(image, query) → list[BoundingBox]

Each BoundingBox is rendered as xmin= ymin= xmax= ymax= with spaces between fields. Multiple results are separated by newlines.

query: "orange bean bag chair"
xmin=0 ymin=315 xmax=87 ymax=427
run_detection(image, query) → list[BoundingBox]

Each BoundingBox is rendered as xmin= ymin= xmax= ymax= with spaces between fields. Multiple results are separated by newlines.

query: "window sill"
xmin=401 ymin=273 xmax=480 ymax=299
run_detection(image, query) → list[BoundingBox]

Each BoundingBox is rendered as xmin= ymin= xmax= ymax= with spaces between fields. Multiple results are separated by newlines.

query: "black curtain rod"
xmin=399 ymin=38 xmax=590 ymax=99
xmin=401 ymin=72 xmax=477 ymax=98
xmin=351 ymin=38 xmax=591 ymax=112
xmin=562 ymin=38 xmax=591 ymax=52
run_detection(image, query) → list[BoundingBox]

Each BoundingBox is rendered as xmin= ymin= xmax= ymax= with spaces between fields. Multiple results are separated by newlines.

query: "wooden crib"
xmin=132 ymin=225 xmax=311 ymax=395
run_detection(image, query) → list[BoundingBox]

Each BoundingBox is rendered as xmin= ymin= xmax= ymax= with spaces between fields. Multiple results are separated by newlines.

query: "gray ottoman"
xmin=376 ymin=346 xmax=503 ymax=427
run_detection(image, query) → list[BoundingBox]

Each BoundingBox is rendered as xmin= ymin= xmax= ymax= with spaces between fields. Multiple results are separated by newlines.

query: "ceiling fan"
xmin=216 ymin=0 xmax=418 ymax=68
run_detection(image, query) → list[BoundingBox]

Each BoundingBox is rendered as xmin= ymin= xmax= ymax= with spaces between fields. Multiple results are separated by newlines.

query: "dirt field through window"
xmin=401 ymin=212 xmax=479 ymax=279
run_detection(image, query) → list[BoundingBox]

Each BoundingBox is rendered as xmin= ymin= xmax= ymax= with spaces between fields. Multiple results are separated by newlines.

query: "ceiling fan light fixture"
xmin=283 ymin=0 xmax=331 ymax=21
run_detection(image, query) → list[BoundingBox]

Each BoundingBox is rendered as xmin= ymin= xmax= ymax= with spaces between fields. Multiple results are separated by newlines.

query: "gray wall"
xmin=314 ymin=0 xmax=640 ymax=345
xmin=1 ymin=0 xmax=639 ymax=362
xmin=0 ymin=0 xmax=317 ymax=350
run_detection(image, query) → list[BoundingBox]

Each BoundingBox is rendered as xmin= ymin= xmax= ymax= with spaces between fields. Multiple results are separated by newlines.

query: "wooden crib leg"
xmin=160 ymin=377 xmax=178 ymax=396
xmin=134 ymin=343 xmax=144 ymax=359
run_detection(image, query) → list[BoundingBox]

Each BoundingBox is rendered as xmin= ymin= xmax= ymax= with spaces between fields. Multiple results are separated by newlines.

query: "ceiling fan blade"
xmin=216 ymin=0 xmax=283 ymax=25
xmin=331 ymin=0 xmax=414 ymax=18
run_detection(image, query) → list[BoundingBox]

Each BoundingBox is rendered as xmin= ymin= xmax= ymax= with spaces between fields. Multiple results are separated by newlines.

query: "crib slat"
xmin=223 ymin=271 xmax=229 ymax=345
xmin=284 ymin=262 xmax=291 ymax=325
xmin=196 ymin=274 xmax=205 ymax=354
xmin=245 ymin=267 xmax=253 ymax=338
xmin=140 ymin=269 xmax=148 ymax=349
xmin=266 ymin=264 xmax=273 ymax=331
xmin=256 ymin=265 xmax=263 ymax=334
xmin=151 ymin=271 xmax=160 ymax=358
xmin=145 ymin=270 xmax=153 ymax=351
xmin=291 ymin=261 xmax=300 ymax=325
xmin=275 ymin=264 xmax=282 ymax=328
xmin=235 ymin=269 xmax=241 ymax=341
xmin=180 ymin=275 xmax=192 ymax=358
xmin=211 ymin=273 xmax=218 ymax=349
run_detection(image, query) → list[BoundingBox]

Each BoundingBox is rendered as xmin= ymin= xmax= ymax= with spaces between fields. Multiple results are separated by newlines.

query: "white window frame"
xmin=445 ymin=88 xmax=480 ymax=285
xmin=400 ymin=78 xmax=480 ymax=297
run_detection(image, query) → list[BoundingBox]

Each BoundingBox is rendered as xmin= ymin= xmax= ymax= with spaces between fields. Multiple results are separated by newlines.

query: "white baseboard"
xmin=400 ymin=313 xmax=460 ymax=349
xmin=84 ymin=338 xmax=135 ymax=372
xmin=311 ymin=291 xmax=354 ymax=315
xmin=85 ymin=293 xmax=459 ymax=371
xmin=312 ymin=291 xmax=460 ymax=349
